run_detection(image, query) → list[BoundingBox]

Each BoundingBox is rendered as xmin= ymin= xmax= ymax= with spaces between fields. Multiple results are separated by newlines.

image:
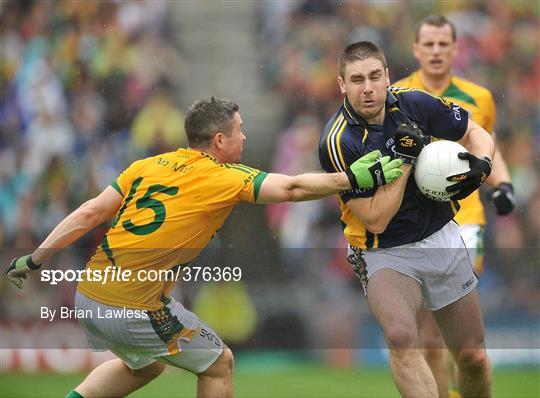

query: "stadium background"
xmin=1 ymin=1 xmax=538 ymax=397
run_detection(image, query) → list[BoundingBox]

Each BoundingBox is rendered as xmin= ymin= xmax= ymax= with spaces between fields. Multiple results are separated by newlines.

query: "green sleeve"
xmin=110 ymin=181 xmax=124 ymax=196
xmin=253 ymin=171 xmax=268 ymax=202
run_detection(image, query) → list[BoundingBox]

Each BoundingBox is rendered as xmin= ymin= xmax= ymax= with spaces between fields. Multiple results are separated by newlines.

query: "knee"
xmin=456 ymin=348 xmax=488 ymax=371
xmin=131 ymin=361 xmax=165 ymax=380
xmin=386 ymin=325 xmax=418 ymax=350
xmin=423 ymin=348 xmax=445 ymax=365
xmin=217 ymin=348 xmax=234 ymax=376
xmin=202 ymin=347 xmax=234 ymax=379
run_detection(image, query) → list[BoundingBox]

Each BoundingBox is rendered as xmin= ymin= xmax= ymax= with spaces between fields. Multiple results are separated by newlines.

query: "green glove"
xmin=346 ymin=150 xmax=403 ymax=189
xmin=5 ymin=254 xmax=41 ymax=289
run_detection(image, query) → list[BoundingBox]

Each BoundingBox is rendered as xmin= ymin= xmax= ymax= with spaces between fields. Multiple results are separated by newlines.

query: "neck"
xmin=191 ymin=146 xmax=222 ymax=162
xmin=366 ymin=108 xmax=386 ymax=125
xmin=419 ymin=70 xmax=451 ymax=93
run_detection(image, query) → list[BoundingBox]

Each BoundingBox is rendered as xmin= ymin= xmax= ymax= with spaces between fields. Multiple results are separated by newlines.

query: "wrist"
xmin=480 ymin=156 xmax=493 ymax=167
xmin=26 ymin=254 xmax=41 ymax=270
xmin=495 ymin=182 xmax=514 ymax=194
xmin=345 ymin=168 xmax=360 ymax=190
xmin=396 ymin=154 xmax=416 ymax=166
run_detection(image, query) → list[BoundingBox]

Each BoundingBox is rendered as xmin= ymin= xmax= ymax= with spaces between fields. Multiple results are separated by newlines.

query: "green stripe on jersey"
xmin=111 ymin=181 xmax=123 ymax=196
xmin=442 ymin=83 xmax=477 ymax=107
xmin=225 ymin=163 xmax=255 ymax=174
xmin=100 ymin=235 xmax=116 ymax=268
xmin=253 ymin=171 xmax=268 ymax=202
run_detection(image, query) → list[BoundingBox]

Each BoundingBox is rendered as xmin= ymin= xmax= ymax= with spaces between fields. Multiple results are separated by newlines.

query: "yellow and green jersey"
xmin=77 ymin=148 xmax=267 ymax=310
xmin=394 ymin=71 xmax=496 ymax=226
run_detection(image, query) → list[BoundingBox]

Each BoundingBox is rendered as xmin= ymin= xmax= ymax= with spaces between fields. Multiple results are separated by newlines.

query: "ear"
xmin=412 ymin=42 xmax=420 ymax=61
xmin=213 ymin=132 xmax=225 ymax=149
xmin=451 ymin=41 xmax=458 ymax=60
xmin=385 ymin=68 xmax=390 ymax=86
xmin=337 ymin=75 xmax=346 ymax=95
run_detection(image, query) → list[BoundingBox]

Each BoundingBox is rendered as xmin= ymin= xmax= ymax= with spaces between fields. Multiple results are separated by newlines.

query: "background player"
xmin=6 ymin=97 xmax=402 ymax=398
xmin=393 ymin=15 xmax=516 ymax=398
xmin=319 ymin=41 xmax=494 ymax=397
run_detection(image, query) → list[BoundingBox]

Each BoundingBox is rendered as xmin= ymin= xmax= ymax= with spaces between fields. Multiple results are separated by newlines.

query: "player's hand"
xmin=393 ymin=122 xmax=425 ymax=166
xmin=446 ymin=152 xmax=492 ymax=200
xmin=346 ymin=150 xmax=403 ymax=189
xmin=5 ymin=254 xmax=41 ymax=289
xmin=491 ymin=182 xmax=516 ymax=215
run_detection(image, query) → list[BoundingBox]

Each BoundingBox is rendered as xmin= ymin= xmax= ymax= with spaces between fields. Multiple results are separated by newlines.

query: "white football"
xmin=414 ymin=140 xmax=470 ymax=202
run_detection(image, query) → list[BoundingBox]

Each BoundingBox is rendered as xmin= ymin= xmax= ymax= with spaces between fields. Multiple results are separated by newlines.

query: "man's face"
xmin=338 ymin=57 xmax=390 ymax=124
xmin=220 ymin=112 xmax=246 ymax=163
xmin=413 ymin=24 xmax=457 ymax=79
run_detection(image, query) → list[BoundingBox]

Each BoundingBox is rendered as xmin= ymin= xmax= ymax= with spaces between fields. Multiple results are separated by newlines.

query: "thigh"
xmin=157 ymin=318 xmax=224 ymax=374
xmin=423 ymin=222 xmax=478 ymax=310
xmin=367 ymin=269 xmax=423 ymax=336
xmin=417 ymin=305 xmax=444 ymax=349
xmin=432 ymin=288 xmax=486 ymax=353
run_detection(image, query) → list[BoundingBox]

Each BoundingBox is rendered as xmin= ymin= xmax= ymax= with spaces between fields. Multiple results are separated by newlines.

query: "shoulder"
xmin=319 ymin=110 xmax=363 ymax=173
xmin=125 ymin=155 xmax=157 ymax=173
xmin=321 ymin=110 xmax=359 ymax=149
xmin=221 ymin=163 xmax=260 ymax=176
xmin=322 ymin=110 xmax=347 ymax=139
xmin=389 ymin=86 xmax=451 ymax=113
xmin=392 ymin=73 xmax=417 ymax=88
xmin=452 ymin=75 xmax=494 ymax=101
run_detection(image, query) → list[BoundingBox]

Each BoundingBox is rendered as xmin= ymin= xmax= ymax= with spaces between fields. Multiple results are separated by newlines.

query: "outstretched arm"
xmin=256 ymin=172 xmax=351 ymax=204
xmin=256 ymin=151 xmax=403 ymax=204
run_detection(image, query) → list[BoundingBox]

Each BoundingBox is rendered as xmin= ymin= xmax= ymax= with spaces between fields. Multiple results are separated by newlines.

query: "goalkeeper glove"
xmin=393 ymin=122 xmax=425 ymax=166
xmin=5 ymin=254 xmax=41 ymax=289
xmin=346 ymin=150 xmax=403 ymax=190
xmin=446 ymin=152 xmax=492 ymax=200
xmin=491 ymin=182 xmax=516 ymax=215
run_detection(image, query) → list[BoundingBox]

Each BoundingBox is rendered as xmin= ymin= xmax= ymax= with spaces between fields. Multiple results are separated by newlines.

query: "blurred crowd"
xmin=1 ymin=0 xmax=187 ymax=250
xmin=0 ymin=1 xmax=538 ymax=353
xmin=260 ymin=1 xmax=539 ymax=317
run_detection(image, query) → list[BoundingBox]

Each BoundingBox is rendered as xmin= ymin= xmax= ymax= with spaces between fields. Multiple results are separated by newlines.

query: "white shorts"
xmin=459 ymin=224 xmax=485 ymax=274
xmin=351 ymin=221 xmax=477 ymax=310
xmin=75 ymin=291 xmax=223 ymax=372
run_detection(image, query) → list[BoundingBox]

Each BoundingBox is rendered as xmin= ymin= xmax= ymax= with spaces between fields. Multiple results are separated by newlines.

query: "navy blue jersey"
xmin=319 ymin=87 xmax=469 ymax=249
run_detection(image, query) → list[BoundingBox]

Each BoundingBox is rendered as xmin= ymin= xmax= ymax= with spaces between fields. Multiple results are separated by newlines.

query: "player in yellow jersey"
xmin=5 ymin=97 xmax=402 ymax=398
xmin=393 ymin=15 xmax=516 ymax=398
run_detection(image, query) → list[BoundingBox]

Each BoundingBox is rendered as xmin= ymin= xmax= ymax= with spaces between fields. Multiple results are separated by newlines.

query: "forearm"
xmin=32 ymin=201 xmax=107 ymax=264
xmin=486 ymin=146 xmax=511 ymax=187
xmin=290 ymin=172 xmax=350 ymax=202
xmin=459 ymin=121 xmax=495 ymax=160
xmin=367 ymin=166 xmax=410 ymax=230
xmin=349 ymin=166 xmax=411 ymax=234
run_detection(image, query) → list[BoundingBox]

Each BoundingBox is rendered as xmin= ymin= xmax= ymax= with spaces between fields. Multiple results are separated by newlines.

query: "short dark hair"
xmin=338 ymin=41 xmax=387 ymax=77
xmin=185 ymin=97 xmax=239 ymax=148
xmin=415 ymin=15 xmax=457 ymax=43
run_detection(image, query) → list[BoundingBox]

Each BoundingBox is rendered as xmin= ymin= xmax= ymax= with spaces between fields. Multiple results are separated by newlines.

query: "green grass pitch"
xmin=2 ymin=365 xmax=539 ymax=398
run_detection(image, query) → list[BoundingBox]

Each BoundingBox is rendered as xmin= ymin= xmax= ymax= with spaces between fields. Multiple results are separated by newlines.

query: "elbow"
xmin=290 ymin=189 xmax=304 ymax=202
xmin=365 ymin=222 xmax=388 ymax=235
xmin=78 ymin=202 xmax=106 ymax=226
xmin=361 ymin=215 xmax=390 ymax=234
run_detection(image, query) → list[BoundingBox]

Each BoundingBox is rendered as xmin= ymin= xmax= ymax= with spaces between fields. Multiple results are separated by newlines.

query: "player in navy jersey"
xmin=319 ymin=41 xmax=494 ymax=397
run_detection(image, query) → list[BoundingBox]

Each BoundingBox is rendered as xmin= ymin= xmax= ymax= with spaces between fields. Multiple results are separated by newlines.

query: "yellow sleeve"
xmin=484 ymin=91 xmax=496 ymax=133
xmin=110 ymin=158 xmax=152 ymax=197
xmin=220 ymin=164 xmax=268 ymax=203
